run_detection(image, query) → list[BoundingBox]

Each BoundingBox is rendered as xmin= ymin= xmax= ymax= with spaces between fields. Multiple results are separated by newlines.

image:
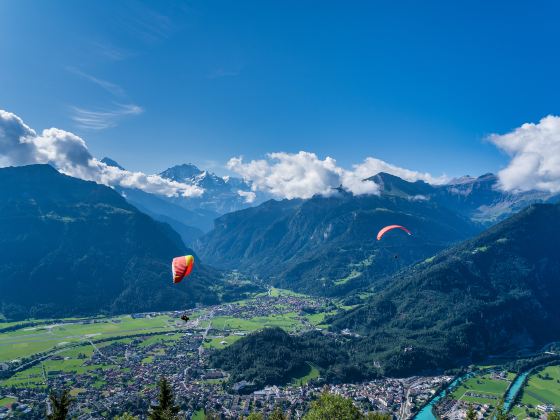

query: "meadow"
xmin=211 ymin=312 xmax=306 ymax=334
xmin=290 ymin=362 xmax=320 ymax=386
xmin=0 ymin=314 xmax=178 ymax=362
xmin=1 ymin=341 xmax=118 ymax=389
xmin=450 ymin=372 xmax=515 ymax=406
xmin=510 ymin=364 xmax=560 ymax=418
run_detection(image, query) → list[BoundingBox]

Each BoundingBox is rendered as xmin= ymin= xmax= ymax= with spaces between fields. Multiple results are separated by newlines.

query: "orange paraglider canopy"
xmin=376 ymin=225 xmax=412 ymax=241
xmin=172 ymin=255 xmax=194 ymax=284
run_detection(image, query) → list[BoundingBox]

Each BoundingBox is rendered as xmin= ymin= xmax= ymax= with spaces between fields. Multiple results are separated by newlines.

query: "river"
xmin=413 ymin=372 xmax=475 ymax=420
xmin=413 ymin=370 xmax=531 ymax=420
xmin=503 ymin=371 xmax=530 ymax=411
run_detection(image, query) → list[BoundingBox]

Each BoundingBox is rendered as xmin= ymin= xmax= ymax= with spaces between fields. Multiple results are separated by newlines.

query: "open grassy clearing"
xmin=2 ymin=358 xmax=116 ymax=389
xmin=137 ymin=333 xmax=182 ymax=348
xmin=290 ymin=362 xmax=320 ymax=386
xmin=254 ymin=287 xmax=308 ymax=298
xmin=450 ymin=372 xmax=514 ymax=406
xmin=211 ymin=312 xmax=303 ymax=333
xmin=0 ymin=315 xmax=176 ymax=361
xmin=304 ymin=312 xmax=328 ymax=325
xmin=192 ymin=409 xmax=205 ymax=420
xmin=203 ymin=334 xmax=243 ymax=349
xmin=0 ymin=397 xmax=17 ymax=407
xmin=0 ymin=333 xmax=170 ymax=389
xmin=518 ymin=365 xmax=560 ymax=409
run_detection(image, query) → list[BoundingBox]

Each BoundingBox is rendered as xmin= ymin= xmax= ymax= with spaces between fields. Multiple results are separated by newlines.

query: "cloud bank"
xmin=227 ymin=151 xmax=447 ymax=199
xmin=0 ymin=109 xmax=203 ymax=198
xmin=489 ymin=115 xmax=560 ymax=193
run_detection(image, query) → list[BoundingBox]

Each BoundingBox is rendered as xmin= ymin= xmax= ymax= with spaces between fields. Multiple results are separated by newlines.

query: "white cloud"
xmin=71 ymin=103 xmax=143 ymax=130
xmin=489 ymin=115 xmax=560 ymax=193
xmin=227 ymin=152 xmax=344 ymax=199
xmin=0 ymin=110 xmax=38 ymax=167
xmin=237 ymin=189 xmax=257 ymax=203
xmin=227 ymin=151 xmax=445 ymax=199
xmin=0 ymin=109 xmax=203 ymax=198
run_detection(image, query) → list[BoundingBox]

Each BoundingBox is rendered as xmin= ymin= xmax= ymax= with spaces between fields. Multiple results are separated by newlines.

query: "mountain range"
xmin=2 ymin=162 xmax=560 ymax=377
xmin=159 ymin=163 xmax=261 ymax=215
xmin=196 ymin=172 xmax=557 ymax=296
xmin=0 ymin=165 xmax=222 ymax=320
xmin=101 ymin=158 xmax=267 ymax=244
xmin=212 ymin=201 xmax=560 ymax=380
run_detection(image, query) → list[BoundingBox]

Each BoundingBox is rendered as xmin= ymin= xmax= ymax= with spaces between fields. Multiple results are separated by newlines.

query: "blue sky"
xmin=2 ymin=0 xmax=560 ymax=178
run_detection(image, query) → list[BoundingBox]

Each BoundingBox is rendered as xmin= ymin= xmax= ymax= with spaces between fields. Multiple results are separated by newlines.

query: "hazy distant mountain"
xmin=368 ymin=172 xmax=556 ymax=224
xmin=0 ymin=165 xmax=221 ymax=320
xmin=197 ymin=172 xmax=557 ymax=296
xmin=159 ymin=163 xmax=263 ymax=215
xmin=101 ymin=159 xmax=264 ymax=235
xmin=117 ymin=187 xmax=209 ymax=241
xmin=332 ymin=201 xmax=560 ymax=373
xmin=101 ymin=158 xmax=214 ymax=240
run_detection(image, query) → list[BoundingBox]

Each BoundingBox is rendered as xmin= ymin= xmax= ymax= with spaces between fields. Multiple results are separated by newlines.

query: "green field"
xmin=192 ymin=409 xmax=205 ymax=420
xmin=290 ymin=362 xmax=320 ymax=386
xmin=0 ymin=397 xmax=16 ymax=408
xmin=450 ymin=372 xmax=514 ymax=405
xmin=211 ymin=312 xmax=303 ymax=333
xmin=2 ymin=345 xmax=117 ymax=389
xmin=512 ymin=365 xmax=560 ymax=418
xmin=304 ymin=312 xmax=328 ymax=325
xmin=203 ymin=334 xmax=244 ymax=349
xmin=334 ymin=269 xmax=362 ymax=285
xmin=0 ymin=315 xmax=177 ymax=361
xmin=255 ymin=287 xmax=308 ymax=298
xmin=138 ymin=333 xmax=182 ymax=348
xmin=0 ymin=332 xmax=173 ymax=389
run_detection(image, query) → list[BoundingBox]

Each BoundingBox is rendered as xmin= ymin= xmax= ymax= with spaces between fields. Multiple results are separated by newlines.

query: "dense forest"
xmin=209 ymin=328 xmax=378 ymax=387
xmin=212 ymin=203 xmax=560 ymax=382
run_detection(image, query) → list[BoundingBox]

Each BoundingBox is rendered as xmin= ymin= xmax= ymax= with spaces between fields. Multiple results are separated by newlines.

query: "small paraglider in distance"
xmin=376 ymin=225 xmax=412 ymax=241
xmin=180 ymin=314 xmax=190 ymax=322
xmin=377 ymin=225 xmax=412 ymax=260
xmin=172 ymin=255 xmax=194 ymax=284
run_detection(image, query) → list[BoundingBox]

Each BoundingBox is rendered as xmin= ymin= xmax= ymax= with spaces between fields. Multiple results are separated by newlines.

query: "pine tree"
xmin=149 ymin=377 xmax=180 ymax=420
xmin=114 ymin=414 xmax=139 ymax=420
xmin=303 ymin=392 xmax=363 ymax=420
xmin=244 ymin=413 xmax=263 ymax=420
xmin=47 ymin=389 xmax=72 ymax=420
xmin=495 ymin=400 xmax=508 ymax=420
xmin=365 ymin=413 xmax=391 ymax=420
xmin=269 ymin=406 xmax=288 ymax=420
xmin=466 ymin=404 xmax=477 ymax=420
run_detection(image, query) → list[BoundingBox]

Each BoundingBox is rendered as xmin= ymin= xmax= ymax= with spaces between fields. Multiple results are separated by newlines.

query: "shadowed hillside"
xmin=0 ymin=165 xmax=221 ymax=320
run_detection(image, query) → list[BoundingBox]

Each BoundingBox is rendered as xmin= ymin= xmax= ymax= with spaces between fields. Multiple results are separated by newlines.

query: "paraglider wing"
xmin=172 ymin=255 xmax=194 ymax=284
xmin=376 ymin=225 xmax=412 ymax=241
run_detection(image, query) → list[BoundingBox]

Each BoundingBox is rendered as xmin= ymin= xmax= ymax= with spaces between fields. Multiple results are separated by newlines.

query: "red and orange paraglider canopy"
xmin=172 ymin=255 xmax=194 ymax=284
xmin=376 ymin=225 xmax=412 ymax=241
